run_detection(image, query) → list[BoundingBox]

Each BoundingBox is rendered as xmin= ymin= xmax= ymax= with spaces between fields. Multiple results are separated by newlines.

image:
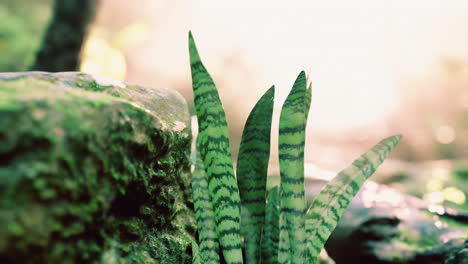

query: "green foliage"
xmin=237 ymin=85 xmax=274 ymax=263
xmin=261 ymin=186 xmax=280 ymax=263
xmin=277 ymin=72 xmax=308 ymax=264
xmin=189 ymin=32 xmax=401 ymax=264
xmin=0 ymin=1 xmax=52 ymax=71
xmin=189 ymin=32 xmax=243 ymax=264
xmin=191 ymin=140 xmax=220 ymax=263
xmin=0 ymin=12 xmax=36 ymax=71
xmin=305 ymin=135 xmax=401 ymax=260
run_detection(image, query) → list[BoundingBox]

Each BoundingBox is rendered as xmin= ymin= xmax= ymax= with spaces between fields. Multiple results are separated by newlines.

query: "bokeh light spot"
xmin=80 ymin=30 xmax=126 ymax=81
xmin=424 ymin=191 xmax=444 ymax=204
xmin=435 ymin=125 xmax=456 ymax=144
xmin=442 ymin=186 xmax=466 ymax=204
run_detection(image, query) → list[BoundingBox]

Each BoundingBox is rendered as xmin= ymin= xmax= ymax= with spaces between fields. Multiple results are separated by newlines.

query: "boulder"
xmin=0 ymin=72 xmax=195 ymax=263
xmin=304 ymin=177 xmax=467 ymax=264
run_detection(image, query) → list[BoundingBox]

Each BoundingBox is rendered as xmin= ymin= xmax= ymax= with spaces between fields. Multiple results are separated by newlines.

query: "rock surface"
xmin=0 ymin=72 xmax=195 ymax=263
xmin=303 ymin=177 xmax=467 ymax=264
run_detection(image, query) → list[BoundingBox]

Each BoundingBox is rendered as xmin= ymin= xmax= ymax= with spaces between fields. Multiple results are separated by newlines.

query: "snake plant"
xmin=189 ymin=31 xmax=401 ymax=264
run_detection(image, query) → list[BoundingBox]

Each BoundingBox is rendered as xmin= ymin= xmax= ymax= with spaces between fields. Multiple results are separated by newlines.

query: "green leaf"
xmin=191 ymin=139 xmax=220 ymax=263
xmin=305 ymin=135 xmax=402 ymax=262
xmin=305 ymin=81 xmax=312 ymax=121
xmin=261 ymin=186 xmax=280 ymax=264
xmin=236 ymin=86 xmax=275 ymax=264
xmin=188 ymin=32 xmax=243 ymax=264
xmin=278 ymin=71 xmax=308 ymax=264
xmin=192 ymin=240 xmax=202 ymax=264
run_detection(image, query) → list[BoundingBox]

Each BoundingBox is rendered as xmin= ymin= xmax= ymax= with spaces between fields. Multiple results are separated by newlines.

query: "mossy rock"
xmin=0 ymin=72 xmax=195 ymax=263
xmin=299 ymin=177 xmax=467 ymax=264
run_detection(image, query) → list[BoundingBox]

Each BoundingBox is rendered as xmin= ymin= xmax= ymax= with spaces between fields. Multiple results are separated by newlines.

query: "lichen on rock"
xmin=0 ymin=72 xmax=195 ymax=263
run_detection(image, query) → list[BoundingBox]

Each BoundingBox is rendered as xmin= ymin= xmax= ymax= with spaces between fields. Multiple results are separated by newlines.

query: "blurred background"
xmin=1 ymin=0 xmax=467 ymax=210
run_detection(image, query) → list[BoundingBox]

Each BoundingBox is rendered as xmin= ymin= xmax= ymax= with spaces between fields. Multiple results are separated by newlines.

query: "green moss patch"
xmin=0 ymin=72 xmax=194 ymax=263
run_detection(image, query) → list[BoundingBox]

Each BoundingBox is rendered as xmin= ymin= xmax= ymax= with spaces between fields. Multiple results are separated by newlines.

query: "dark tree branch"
xmin=30 ymin=0 xmax=99 ymax=72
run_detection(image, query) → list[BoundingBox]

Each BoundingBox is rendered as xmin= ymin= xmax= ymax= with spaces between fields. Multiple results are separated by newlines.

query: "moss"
xmin=0 ymin=72 xmax=195 ymax=263
xmin=399 ymin=226 xmax=441 ymax=250
xmin=380 ymin=214 xmax=466 ymax=262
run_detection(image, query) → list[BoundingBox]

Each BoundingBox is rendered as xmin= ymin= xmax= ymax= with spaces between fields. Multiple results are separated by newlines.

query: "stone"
xmin=0 ymin=72 xmax=195 ymax=263
xmin=302 ymin=177 xmax=467 ymax=264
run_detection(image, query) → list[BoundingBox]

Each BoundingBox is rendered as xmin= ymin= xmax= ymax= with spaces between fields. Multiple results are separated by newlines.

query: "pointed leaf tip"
xmin=297 ymin=71 xmax=307 ymax=82
xmin=296 ymin=71 xmax=306 ymax=84
xmin=237 ymin=85 xmax=275 ymax=263
xmin=305 ymin=134 xmax=402 ymax=260
xmin=389 ymin=134 xmax=403 ymax=147
xmin=188 ymin=31 xmax=194 ymax=45
xmin=265 ymin=85 xmax=275 ymax=100
xmin=188 ymin=31 xmax=201 ymax=63
xmin=385 ymin=134 xmax=402 ymax=146
xmin=189 ymin=32 xmax=244 ymax=263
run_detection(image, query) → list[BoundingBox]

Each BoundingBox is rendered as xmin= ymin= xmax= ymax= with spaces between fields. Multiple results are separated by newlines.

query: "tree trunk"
xmin=30 ymin=0 xmax=99 ymax=72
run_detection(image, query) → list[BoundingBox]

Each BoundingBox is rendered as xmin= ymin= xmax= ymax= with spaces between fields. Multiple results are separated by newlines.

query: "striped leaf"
xmin=192 ymin=241 xmax=202 ymax=264
xmin=191 ymin=138 xmax=220 ymax=263
xmin=277 ymin=213 xmax=291 ymax=264
xmin=237 ymin=86 xmax=275 ymax=264
xmin=305 ymin=82 xmax=312 ymax=120
xmin=261 ymin=186 xmax=280 ymax=264
xmin=278 ymin=71 xmax=308 ymax=264
xmin=189 ymin=32 xmax=243 ymax=264
xmin=305 ymin=135 xmax=402 ymax=262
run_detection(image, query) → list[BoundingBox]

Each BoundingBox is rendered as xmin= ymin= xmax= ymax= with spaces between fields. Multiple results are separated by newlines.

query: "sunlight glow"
xmin=435 ymin=125 xmax=456 ymax=144
xmin=114 ymin=22 xmax=150 ymax=49
xmin=361 ymin=181 xmax=404 ymax=208
xmin=426 ymin=179 xmax=443 ymax=192
xmin=434 ymin=220 xmax=447 ymax=229
xmin=428 ymin=204 xmax=445 ymax=214
xmin=187 ymin=1 xmax=468 ymax=130
xmin=431 ymin=166 xmax=450 ymax=180
xmin=442 ymin=187 xmax=466 ymax=205
xmin=425 ymin=192 xmax=444 ymax=204
xmin=80 ymin=30 xmax=126 ymax=81
xmin=304 ymin=163 xmax=336 ymax=180
xmin=424 ymin=186 xmax=465 ymax=205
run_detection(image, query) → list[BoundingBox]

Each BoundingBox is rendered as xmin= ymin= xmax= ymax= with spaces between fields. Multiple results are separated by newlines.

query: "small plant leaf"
xmin=189 ymin=32 xmax=243 ymax=264
xmin=261 ymin=186 xmax=280 ymax=264
xmin=192 ymin=240 xmax=203 ymax=264
xmin=278 ymin=71 xmax=308 ymax=264
xmin=191 ymin=139 xmax=220 ymax=263
xmin=305 ymin=135 xmax=402 ymax=262
xmin=305 ymin=81 xmax=312 ymax=121
xmin=237 ymin=86 xmax=275 ymax=264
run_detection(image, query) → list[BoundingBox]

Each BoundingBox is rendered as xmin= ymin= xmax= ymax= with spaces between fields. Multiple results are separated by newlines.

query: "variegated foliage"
xmin=189 ymin=32 xmax=401 ymax=264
